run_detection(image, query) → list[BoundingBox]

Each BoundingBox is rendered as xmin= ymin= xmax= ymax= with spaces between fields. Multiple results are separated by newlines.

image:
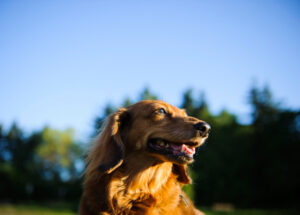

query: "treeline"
xmin=184 ymin=87 xmax=300 ymax=209
xmin=0 ymin=126 xmax=82 ymax=208
xmin=0 ymin=86 xmax=299 ymax=209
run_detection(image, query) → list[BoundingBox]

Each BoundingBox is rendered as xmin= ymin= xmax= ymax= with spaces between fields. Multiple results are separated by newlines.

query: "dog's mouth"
xmin=147 ymin=138 xmax=199 ymax=163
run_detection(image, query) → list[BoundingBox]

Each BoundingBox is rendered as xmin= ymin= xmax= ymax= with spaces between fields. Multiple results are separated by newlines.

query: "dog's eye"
xmin=157 ymin=108 xmax=167 ymax=114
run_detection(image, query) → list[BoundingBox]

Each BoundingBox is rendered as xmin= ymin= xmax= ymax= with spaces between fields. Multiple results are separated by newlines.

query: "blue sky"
xmin=0 ymin=0 xmax=299 ymax=139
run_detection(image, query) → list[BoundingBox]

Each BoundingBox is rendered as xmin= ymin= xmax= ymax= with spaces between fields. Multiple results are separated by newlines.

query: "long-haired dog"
xmin=79 ymin=100 xmax=210 ymax=215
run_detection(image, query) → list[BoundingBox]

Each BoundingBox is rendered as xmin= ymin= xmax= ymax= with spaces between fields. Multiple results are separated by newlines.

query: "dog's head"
xmin=86 ymin=100 xmax=210 ymax=183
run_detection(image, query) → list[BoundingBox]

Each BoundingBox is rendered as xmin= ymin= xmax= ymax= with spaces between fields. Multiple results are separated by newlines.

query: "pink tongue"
xmin=170 ymin=143 xmax=195 ymax=155
xmin=183 ymin=145 xmax=195 ymax=154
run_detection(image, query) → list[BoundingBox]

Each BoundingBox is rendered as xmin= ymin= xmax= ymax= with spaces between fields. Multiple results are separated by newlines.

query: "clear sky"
xmin=0 ymin=0 xmax=299 ymax=139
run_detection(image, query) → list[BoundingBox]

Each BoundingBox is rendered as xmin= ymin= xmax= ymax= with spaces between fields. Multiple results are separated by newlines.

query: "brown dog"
xmin=79 ymin=100 xmax=210 ymax=215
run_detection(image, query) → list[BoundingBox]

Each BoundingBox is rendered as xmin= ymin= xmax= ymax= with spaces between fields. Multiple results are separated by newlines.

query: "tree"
xmin=1 ymin=86 xmax=299 ymax=209
xmin=36 ymin=127 xmax=82 ymax=181
xmin=248 ymin=85 xmax=300 ymax=208
xmin=139 ymin=87 xmax=158 ymax=100
xmin=181 ymin=89 xmax=195 ymax=116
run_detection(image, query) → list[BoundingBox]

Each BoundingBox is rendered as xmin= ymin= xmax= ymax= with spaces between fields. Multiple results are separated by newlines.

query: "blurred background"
xmin=0 ymin=0 xmax=299 ymax=214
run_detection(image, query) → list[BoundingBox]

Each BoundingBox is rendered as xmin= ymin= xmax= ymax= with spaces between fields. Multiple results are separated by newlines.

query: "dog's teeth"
xmin=181 ymin=145 xmax=185 ymax=152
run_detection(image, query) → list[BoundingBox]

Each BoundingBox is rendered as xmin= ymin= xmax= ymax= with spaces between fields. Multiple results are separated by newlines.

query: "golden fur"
xmin=79 ymin=100 xmax=209 ymax=215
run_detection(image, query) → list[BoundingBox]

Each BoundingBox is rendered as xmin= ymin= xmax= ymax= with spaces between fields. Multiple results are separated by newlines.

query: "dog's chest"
xmin=109 ymin=175 xmax=181 ymax=214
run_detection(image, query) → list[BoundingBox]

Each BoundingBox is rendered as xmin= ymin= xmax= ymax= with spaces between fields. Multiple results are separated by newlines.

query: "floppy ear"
xmin=172 ymin=164 xmax=192 ymax=184
xmin=86 ymin=108 xmax=128 ymax=176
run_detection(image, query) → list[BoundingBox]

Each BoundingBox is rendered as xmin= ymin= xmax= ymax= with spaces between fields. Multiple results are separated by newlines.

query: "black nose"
xmin=193 ymin=122 xmax=211 ymax=137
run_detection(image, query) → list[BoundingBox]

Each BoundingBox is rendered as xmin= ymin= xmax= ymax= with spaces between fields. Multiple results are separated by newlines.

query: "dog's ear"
xmin=173 ymin=164 xmax=192 ymax=184
xmin=86 ymin=108 xmax=129 ymax=176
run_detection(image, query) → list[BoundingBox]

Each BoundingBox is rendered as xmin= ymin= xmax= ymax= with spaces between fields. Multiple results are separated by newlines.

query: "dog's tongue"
xmin=170 ymin=143 xmax=195 ymax=155
xmin=182 ymin=144 xmax=195 ymax=155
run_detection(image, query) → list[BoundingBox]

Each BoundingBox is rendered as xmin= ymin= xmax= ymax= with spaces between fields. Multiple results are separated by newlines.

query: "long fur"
xmin=79 ymin=101 xmax=206 ymax=215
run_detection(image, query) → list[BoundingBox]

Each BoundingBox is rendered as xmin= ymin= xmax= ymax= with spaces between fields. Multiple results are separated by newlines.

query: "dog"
xmin=79 ymin=100 xmax=210 ymax=215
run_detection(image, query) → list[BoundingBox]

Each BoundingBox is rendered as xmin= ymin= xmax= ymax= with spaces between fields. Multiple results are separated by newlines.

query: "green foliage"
xmin=139 ymin=87 xmax=158 ymax=100
xmin=0 ymin=124 xmax=83 ymax=203
xmin=182 ymin=167 xmax=197 ymax=201
xmin=37 ymin=127 xmax=75 ymax=167
xmin=0 ymin=86 xmax=299 ymax=211
xmin=246 ymin=86 xmax=300 ymax=208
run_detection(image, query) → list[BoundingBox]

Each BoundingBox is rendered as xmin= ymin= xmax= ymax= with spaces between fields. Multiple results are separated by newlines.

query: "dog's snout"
xmin=193 ymin=122 xmax=211 ymax=137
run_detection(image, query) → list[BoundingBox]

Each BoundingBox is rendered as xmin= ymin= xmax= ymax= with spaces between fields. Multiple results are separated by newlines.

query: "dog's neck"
xmin=84 ymin=153 xmax=183 ymax=214
xmin=122 ymin=153 xmax=174 ymax=193
xmin=107 ymin=153 xmax=179 ymax=212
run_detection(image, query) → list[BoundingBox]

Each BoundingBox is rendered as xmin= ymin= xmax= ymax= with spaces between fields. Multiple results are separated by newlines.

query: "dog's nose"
xmin=193 ymin=122 xmax=211 ymax=137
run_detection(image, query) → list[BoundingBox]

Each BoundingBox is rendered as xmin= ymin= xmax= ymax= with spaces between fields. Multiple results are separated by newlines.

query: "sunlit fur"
xmin=79 ymin=100 xmax=208 ymax=215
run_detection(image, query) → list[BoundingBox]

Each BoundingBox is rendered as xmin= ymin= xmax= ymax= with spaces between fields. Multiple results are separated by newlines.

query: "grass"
xmin=200 ymin=207 xmax=298 ymax=215
xmin=0 ymin=204 xmax=75 ymax=215
xmin=0 ymin=204 xmax=298 ymax=215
